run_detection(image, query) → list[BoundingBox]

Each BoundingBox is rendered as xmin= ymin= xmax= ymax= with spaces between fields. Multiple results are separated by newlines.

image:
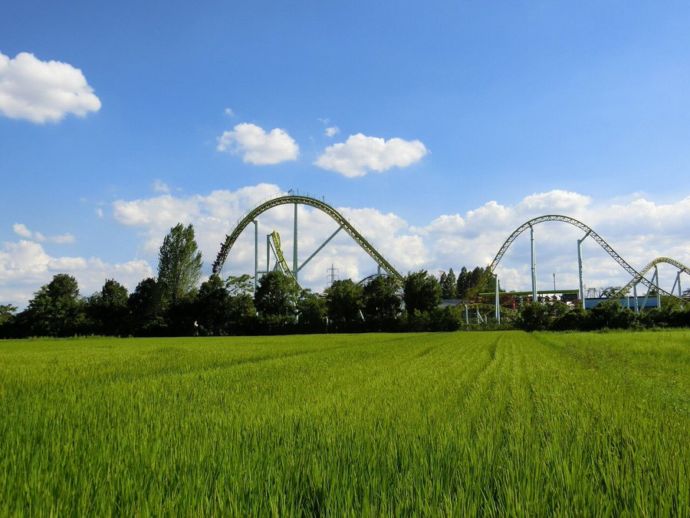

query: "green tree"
xmin=157 ymin=223 xmax=203 ymax=307
xmin=403 ymin=270 xmax=441 ymax=315
xmin=0 ymin=304 xmax=17 ymax=337
xmin=24 ymin=274 xmax=86 ymax=336
xmin=86 ymin=279 xmax=130 ymax=335
xmin=325 ymin=279 xmax=364 ymax=324
xmin=587 ymin=300 xmax=636 ymax=330
xmin=226 ymin=274 xmax=254 ymax=297
xmin=128 ymin=278 xmax=165 ymax=335
xmin=457 ymin=266 xmax=469 ymax=298
xmin=515 ymin=302 xmax=552 ymax=331
xmin=0 ymin=304 xmax=16 ymax=327
xmin=297 ymin=290 xmax=327 ymax=331
xmin=362 ymin=275 xmax=401 ymax=324
xmin=441 ymin=268 xmax=457 ymax=298
xmin=254 ymin=271 xmax=299 ymax=318
xmin=227 ymin=275 xmax=256 ymax=333
xmin=196 ymin=274 xmax=231 ymax=335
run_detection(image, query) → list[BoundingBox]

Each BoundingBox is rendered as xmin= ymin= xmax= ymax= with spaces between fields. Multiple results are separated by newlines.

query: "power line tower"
xmin=327 ymin=264 xmax=338 ymax=285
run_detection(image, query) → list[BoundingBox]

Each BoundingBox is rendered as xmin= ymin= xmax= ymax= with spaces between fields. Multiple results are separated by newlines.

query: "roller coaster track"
xmin=488 ymin=215 xmax=683 ymax=300
xmin=268 ymin=231 xmax=294 ymax=278
xmin=212 ymin=195 xmax=402 ymax=280
xmin=611 ymin=257 xmax=690 ymax=299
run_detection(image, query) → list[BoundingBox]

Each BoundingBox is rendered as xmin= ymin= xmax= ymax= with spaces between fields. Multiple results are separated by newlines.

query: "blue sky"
xmin=2 ymin=1 xmax=690 ymax=305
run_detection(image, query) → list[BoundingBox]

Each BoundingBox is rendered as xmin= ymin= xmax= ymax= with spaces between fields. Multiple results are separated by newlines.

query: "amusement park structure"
xmin=213 ymin=194 xmax=690 ymax=313
xmin=212 ymin=195 xmax=401 ymax=287
xmin=486 ymin=215 xmax=687 ymax=303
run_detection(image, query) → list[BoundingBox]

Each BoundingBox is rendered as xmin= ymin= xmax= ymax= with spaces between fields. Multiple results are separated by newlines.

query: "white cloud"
xmin=152 ymin=179 xmax=170 ymax=194
xmin=216 ymin=123 xmax=299 ymax=165
xmin=51 ymin=233 xmax=76 ymax=244
xmin=96 ymin=208 xmax=104 ymax=219
xmin=518 ymin=190 xmax=592 ymax=212
xmin=113 ymin=183 xmax=284 ymax=254
xmin=12 ymin=223 xmax=32 ymax=238
xmin=0 ymin=240 xmax=153 ymax=307
xmin=315 ymin=133 xmax=428 ymax=177
xmin=224 ymin=107 xmax=235 ymax=117
xmin=12 ymin=223 xmax=75 ymax=244
xmin=325 ymin=126 xmax=339 ymax=137
xmin=0 ymin=51 xmax=101 ymax=123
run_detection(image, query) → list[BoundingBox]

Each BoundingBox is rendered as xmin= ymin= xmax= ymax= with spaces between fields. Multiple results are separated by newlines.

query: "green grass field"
xmin=1 ymin=331 xmax=688 ymax=515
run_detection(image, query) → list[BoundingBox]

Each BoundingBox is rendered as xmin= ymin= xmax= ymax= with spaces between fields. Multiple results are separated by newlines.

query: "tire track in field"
xmin=400 ymin=334 xmax=499 ymax=425
xmin=519 ymin=332 xmax=690 ymax=516
xmin=529 ymin=332 xmax=690 ymax=419
xmin=60 ymin=341 xmax=358 ymax=388
xmin=293 ymin=334 xmax=497 ymax=436
xmin=440 ymin=334 xmax=517 ymax=515
xmin=444 ymin=334 xmax=509 ymax=432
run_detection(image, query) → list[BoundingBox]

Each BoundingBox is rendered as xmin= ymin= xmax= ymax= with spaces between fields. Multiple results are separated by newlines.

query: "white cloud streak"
xmin=152 ymin=179 xmax=170 ymax=194
xmin=0 ymin=51 xmax=101 ymax=123
xmin=12 ymin=223 xmax=75 ymax=244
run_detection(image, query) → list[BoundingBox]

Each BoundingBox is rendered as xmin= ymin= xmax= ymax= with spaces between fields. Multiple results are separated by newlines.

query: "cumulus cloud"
xmin=224 ymin=107 xmax=235 ymax=117
xmin=315 ymin=133 xmax=428 ymax=177
xmin=12 ymin=223 xmax=75 ymax=244
xmin=518 ymin=190 xmax=592 ymax=212
xmin=324 ymin=126 xmax=339 ymax=137
xmin=113 ymin=183 xmax=284 ymax=254
xmin=0 ymin=51 xmax=101 ymax=123
xmin=0 ymin=240 xmax=152 ymax=307
xmin=217 ymin=123 xmax=299 ymax=165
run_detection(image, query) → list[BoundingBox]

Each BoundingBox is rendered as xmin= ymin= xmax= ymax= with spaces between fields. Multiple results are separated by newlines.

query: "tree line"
xmin=2 ymin=222 xmax=688 ymax=338
xmin=514 ymin=299 xmax=690 ymax=331
xmin=0 ymin=223 xmax=495 ymax=338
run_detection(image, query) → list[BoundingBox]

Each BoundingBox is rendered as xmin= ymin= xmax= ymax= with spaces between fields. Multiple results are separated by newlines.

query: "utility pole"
xmin=553 ymin=272 xmax=556 ymax=292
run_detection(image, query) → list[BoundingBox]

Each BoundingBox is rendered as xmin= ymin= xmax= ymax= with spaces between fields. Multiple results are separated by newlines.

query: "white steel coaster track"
xmin=488 ymin=215 xmax=689 ymax=301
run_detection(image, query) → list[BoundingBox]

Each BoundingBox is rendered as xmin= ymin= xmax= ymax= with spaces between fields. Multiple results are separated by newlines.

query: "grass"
xmin=0 ymin=330 xmax=688 ymax=515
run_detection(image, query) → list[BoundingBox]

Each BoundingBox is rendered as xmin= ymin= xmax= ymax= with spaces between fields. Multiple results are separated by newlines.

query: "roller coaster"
xmin=213 ymin=194 xmax=690 ymax=307
xmin=212 ymin=195 xmax=401 ymax=283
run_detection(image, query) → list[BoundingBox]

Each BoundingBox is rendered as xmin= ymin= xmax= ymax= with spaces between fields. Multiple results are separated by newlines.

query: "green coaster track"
xmin=214 ymin=199 xmax=687 ymax=302
xmin=212 ymin=195 xmax=402 ymax=280
xmin=268 ymin=231 xmax=294 ymax=278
